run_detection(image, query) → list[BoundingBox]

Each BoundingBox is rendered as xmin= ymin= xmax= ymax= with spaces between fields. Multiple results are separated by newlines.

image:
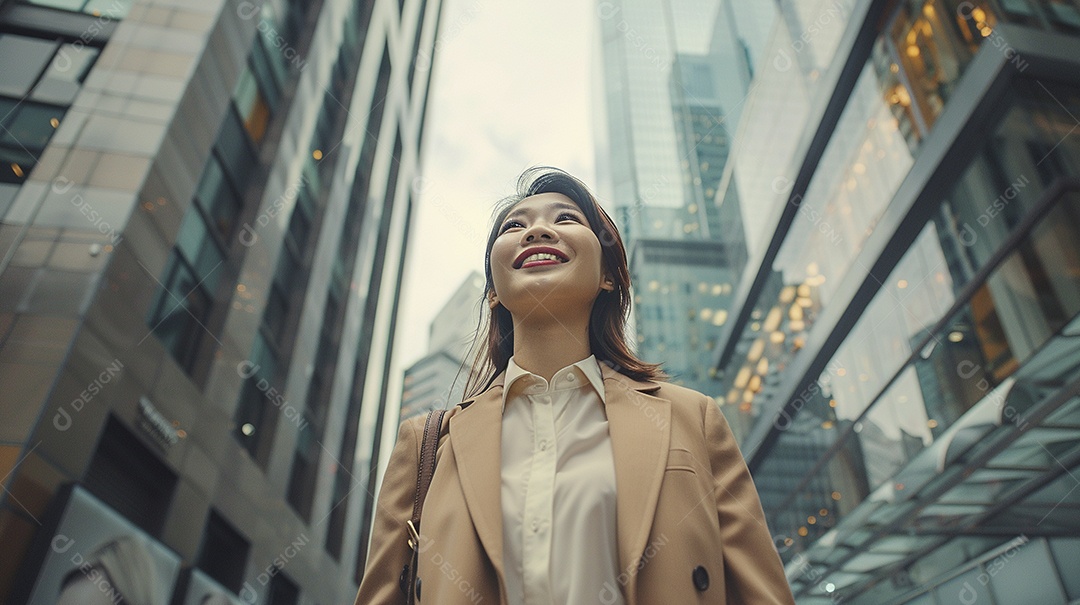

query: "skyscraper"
xmin=399 ymin=270 xmax=483 ymax=422
xmin=0 ymin=0 xmax=443 ymax=602
xmin=593 ymin=0 xmax=771 ymax=396
xmin=711 ymin=0 xmax=1080 ymax=602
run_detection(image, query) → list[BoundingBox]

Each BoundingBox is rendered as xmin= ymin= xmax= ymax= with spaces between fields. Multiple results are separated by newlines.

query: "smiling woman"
xmin=354 ymin=167 xmax=795 ymax=605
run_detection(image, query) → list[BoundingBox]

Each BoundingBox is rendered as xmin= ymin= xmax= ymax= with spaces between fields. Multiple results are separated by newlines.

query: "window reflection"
xmin=758 ymin=79 xmax=1080 ymax=554
xmin=890 ymin=0 xmax=975 ymax=130
xmin=0 ymin=34 xmax=99 ymax=184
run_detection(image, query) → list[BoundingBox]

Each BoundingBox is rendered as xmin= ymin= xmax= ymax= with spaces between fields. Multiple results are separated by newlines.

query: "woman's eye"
xmin=499 ymin=220 xmax=522 ymax=233
xmin=558 ymin=213 xmax=581 ymax=223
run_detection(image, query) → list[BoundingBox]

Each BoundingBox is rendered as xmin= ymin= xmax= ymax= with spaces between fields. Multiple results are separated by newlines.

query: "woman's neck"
xmin=511 ymin=314 xmax=592 ymax=382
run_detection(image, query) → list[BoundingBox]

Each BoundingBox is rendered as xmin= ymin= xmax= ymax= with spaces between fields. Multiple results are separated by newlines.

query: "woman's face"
xmin=489 ymin=192 xmax=610 ymax=318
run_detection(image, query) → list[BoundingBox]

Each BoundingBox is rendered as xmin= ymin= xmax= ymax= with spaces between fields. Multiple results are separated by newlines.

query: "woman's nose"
xmin=521 ymin=222 xmax=556 ymax=242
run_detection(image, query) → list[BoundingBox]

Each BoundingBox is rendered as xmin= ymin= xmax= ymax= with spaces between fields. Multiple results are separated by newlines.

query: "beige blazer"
xmin=354 ymin=362 xmax=795 ymax=605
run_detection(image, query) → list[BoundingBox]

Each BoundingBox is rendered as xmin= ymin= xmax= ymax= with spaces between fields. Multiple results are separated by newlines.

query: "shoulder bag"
xmin=399 ymin=408 xmax=447 ymax=603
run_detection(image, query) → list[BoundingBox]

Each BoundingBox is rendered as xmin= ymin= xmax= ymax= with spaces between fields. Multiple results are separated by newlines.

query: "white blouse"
xmin=500 ymin=354 xmax=626 ymax=605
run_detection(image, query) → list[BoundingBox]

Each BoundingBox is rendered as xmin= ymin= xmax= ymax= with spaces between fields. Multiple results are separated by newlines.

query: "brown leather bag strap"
xmin=412 ymin=409 xmax=447 ymax=526
xmin=403 ymin=409 xmax=447 ymax=602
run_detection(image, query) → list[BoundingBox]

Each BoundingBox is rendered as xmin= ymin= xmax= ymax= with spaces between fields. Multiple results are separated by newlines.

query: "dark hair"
xmin=460 ymin=166 xmax=666 ymax=399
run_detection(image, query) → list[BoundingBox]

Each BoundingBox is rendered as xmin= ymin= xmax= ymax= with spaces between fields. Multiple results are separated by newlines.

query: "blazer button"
xmin=415 ymin=576 xmax=422 ymax=600
xmin=692 ymin=566 xmax=710 ymax=591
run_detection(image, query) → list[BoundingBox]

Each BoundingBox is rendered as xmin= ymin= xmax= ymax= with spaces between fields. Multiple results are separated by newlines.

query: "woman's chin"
xmin=505 ymin=294 xmax=590 ymax=319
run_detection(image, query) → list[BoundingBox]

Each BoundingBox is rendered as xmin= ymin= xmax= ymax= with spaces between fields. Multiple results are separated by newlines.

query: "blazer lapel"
xmin=449 ymin=373 xmax=508 ymax=586
xmin=601 ymin=363 xmax=671 ymax=598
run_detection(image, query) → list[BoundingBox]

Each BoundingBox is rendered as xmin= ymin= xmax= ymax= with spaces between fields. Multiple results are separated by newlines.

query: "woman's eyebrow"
xmin=504 ymin=202 xmax=581 ymax=220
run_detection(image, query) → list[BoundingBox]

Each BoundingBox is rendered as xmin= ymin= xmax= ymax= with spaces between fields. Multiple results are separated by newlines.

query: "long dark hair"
xmin=460 ymin=166 xmax=666 ymax=399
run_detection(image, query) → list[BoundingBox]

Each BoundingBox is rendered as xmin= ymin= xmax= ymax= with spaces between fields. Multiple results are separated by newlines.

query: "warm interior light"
xmin=764 ymin=307 xmax=783 ymax=332
xmin=747 ymin=338 xmax=765 ymax=362
xmin=734 ymin=367 xmax=752 ymax=389
xmin=748 ymin=375 xmax=762 ymax=392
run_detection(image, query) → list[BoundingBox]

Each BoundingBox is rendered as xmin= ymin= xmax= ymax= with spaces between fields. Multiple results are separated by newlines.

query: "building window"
xmin=233 ymin=332 xmax=280 ymax=466
xmin=285 ymin=420 xmax=318 ymax=521
xmin=196 ymin=511 xmax=250 ymax=593
xmin=83 ymin=416 xmax=178 ymax=537
xmin=193 ymin=156 xmax=243 ymax=242
xmin=267 ymin=571 xmax=299 ymax=605
xmin=19 ymin=0 xmax=134 ymax=18
xmin=148 ymin=42 xmax=279 ymax=374
xmin=147 ymin=249 xmax=217 ymax=373
xmin=0 ymin=34 xmax=99 ymax=183
xmin=324 ymin=467 xmax=350 ymax=560
xmin=233 ymin=68 xmax=272 ymax=144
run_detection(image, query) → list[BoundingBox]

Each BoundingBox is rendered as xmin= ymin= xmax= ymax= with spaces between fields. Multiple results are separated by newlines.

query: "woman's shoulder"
xmin=397 ymin=405 xmax=463 ymax=441
xmin=650 ymin=379 xmax=713 ymax=405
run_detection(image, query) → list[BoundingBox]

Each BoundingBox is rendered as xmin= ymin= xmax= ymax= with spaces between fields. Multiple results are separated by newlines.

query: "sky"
xmin=395 ymin=0 xmax=597 ymax=369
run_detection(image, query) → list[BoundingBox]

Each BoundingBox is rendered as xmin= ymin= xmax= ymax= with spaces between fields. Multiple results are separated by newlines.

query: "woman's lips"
xmin=520 ymin=259 xmax=562 ymax=269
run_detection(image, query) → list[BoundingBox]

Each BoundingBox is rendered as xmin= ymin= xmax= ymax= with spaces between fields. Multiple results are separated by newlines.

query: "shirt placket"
xmin=522 ymin=386 xmax=557 ymax=605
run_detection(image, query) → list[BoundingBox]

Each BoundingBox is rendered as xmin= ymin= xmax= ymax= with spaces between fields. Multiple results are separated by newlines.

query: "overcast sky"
xmin=396 ymin=0 xmax=597 ymax=368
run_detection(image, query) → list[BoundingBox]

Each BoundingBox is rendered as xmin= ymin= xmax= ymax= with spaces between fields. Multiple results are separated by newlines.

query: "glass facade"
xmin=596 ymin=0 xmax=774 ymax=397
xmin=710 ymin=0 xmax=1080 ymax=601
xmin=0 ymin=34 xmax=99 ymax=192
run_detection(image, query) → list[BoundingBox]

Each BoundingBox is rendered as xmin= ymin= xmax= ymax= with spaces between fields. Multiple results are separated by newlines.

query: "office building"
xmin=399 ymin=270 xmax=483 ymax=421
xmin=710 ymin=0 xmax=1080 ymax=602
xmin=593 ymin=0 xmax=773 ymax=398
xmin=0 ymin=0 xmax=443 ymax=602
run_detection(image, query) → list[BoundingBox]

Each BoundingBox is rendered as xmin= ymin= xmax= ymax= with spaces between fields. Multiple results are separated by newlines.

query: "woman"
xmin=355 ymin=168 xmax=794 ymax=604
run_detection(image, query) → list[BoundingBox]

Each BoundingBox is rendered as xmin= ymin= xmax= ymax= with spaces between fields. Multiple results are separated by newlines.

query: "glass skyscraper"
xmin=0 ymin=0 xmax=443 ymax=602
xmin=710 ymin=0 xmax=1080 ymax=602
xmin=593 ymin=0 xmax=772 ymax=396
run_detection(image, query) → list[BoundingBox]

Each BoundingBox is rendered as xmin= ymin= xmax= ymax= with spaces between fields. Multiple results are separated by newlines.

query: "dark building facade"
xmin=710 ymin=0 xmax=1080 ymax=602
xmin=0 ymin=0 xmax=443 ymax=602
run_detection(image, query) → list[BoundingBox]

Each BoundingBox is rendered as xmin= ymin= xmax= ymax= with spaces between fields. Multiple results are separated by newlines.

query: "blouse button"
xmin=531 ymin=520 xmax=540 ymax=532
xmin=538 ymin=440 xmax=548 ymax=451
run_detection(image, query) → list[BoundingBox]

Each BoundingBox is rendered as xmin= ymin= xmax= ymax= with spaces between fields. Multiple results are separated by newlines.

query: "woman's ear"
xmin=601 ymin=276 xmax=615 ymax=291
xmin=488 ymin=292 xmax=500 ymax=309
